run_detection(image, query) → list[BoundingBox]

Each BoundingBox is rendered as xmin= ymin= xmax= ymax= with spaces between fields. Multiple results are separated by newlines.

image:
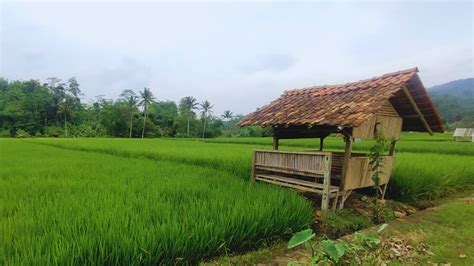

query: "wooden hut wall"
xmin=352 ymin=101 xmax=403 ymax=140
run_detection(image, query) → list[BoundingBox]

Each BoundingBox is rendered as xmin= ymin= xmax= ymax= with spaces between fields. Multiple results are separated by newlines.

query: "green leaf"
xmin=321 ymin=240 xmax=347 ymax=263
xmin=287 ymin=229 xmax=315 ymax=249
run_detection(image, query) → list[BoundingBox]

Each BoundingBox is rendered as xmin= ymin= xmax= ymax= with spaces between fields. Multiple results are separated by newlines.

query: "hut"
xmin=238 ymin=68 xmax=444 ymax=210
xmin=453 ymin=128 xmax=474 ymax=142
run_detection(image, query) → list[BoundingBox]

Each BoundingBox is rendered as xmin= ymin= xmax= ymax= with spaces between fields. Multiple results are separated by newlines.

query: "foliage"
xmin=15 ymin=129 xmax=30 ymax=138
xmin=288 ymin=229 xmax=315 ymax=249
xmin=0 ymin=77 xmax=256 ymax=138
xmin=288 ymin=224 xmax=387 ymax=265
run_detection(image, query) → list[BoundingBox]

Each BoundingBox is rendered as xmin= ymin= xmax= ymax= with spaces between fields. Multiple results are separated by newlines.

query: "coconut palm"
xmin=200 ymin=100 xmax=213 ymax=138
xmin=57 ymin=95 xmax=75 ymax=138
xmin=179 ymin=96 xmax=199 ymax=136
xmin=139 ymin=87 xmax=155 ymax=138
xmin=120 ymin=89 xmax=138 ymax=138
xmin=222 ymin=110 xmax=233 ymax=122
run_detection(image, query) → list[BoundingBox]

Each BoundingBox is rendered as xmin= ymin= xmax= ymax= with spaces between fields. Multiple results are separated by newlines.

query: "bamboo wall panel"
xmin=376 ymin=115 xmax=403 ymax=140
xmin=353 ymin=101 xmax=402 ymax=139
xmin=254 ymin=150 xmax=330 ymax=177
xmin=352 ymin=116 xmax=376 ymax=139
xmin=342 ymin=156 xmax=395 ymax=190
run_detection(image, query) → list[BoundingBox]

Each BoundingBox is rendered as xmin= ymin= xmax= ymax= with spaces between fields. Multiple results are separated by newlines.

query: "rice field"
xmin=1 ymin=140 xmax=312 ymax=264
xmin=2 ymin=134 xmax=473 ymax=264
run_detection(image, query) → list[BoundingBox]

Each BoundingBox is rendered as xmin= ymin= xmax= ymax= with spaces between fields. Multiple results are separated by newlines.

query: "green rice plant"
xmin=0 ymin=140 xmax=313 ymax=264
xmin=24 ymin=137 xmax=474 ymax=203
xmin=388 ymin=153 xmax=474 ymax=202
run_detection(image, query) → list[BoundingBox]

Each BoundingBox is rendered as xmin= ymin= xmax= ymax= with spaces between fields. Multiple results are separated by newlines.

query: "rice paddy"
xmin=1 ymin=134 xmax=473 ymax=264
xmin=1 ymin=140 xmax=312 ymax=264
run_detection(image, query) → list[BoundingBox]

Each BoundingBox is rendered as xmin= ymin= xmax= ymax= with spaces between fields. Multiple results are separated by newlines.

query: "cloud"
xmin=83 ymin=57 xmax=152 ymax=97
xmin=240 ymin=54 xmax=296 ymax=74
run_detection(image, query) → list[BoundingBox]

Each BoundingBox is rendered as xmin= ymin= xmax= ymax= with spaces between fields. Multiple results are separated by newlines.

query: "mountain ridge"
xmin=428 ymin=78 xmax=474 ymax=129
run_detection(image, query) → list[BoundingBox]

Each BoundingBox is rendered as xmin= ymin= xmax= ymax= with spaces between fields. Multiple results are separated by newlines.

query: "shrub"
xmin=15 ymin=129 xmax=31 ymax=138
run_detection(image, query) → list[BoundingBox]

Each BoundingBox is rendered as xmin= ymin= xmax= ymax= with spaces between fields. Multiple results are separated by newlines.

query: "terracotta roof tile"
xmin=238 ymin=67 xmax=443 ymax=131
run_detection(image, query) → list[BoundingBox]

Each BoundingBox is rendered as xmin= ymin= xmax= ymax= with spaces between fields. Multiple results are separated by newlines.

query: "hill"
xmin=428 ymin=78 xmax=474 ymax=130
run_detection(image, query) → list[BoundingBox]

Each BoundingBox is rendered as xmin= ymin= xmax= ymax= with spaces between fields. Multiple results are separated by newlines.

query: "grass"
xmin=384 ymin=199 xmax=474 ymax=264
xmin=0 ymin=140 xmax=313 ymax=264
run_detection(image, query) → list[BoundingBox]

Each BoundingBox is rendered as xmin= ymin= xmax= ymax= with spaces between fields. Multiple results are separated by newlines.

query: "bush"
xmin=0 ymin=129 xmax=11 ymax=137
xmin=15 ymin=129 xmax=31 ymax=138
xmin=45 ymin=126 xmax=63 ymax=137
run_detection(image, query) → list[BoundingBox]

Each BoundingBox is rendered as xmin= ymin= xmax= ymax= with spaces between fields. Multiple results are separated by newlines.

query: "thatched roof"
xmin=238 ymin=68 xmax=444 ymax=133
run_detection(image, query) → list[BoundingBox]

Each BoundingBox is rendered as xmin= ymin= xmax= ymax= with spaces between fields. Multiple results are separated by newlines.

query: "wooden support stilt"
xmin=332 ymin=191 xmax=339 ymax=211
xmin=381 ymin=183 xmax=388 ymax=199
xmin=319 ymin=137 xmax=325 ymax=151
xmin=321 ymin=155 xmax=332 ymax=214
xmin=340 ymin=136 xmax=353 ymax=190
xmin=388 ymin=140 xmax=397 ymax=156
xmin=273 ymin=135 xmax=279 ymax=150
xmin=250 ymin=150 xmax=256 ymax=181
xmin=338 ymin=190 xmax=352 ymax=210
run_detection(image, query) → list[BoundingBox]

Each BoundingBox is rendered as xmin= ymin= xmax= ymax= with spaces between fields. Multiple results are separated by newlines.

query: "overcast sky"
xmin=1 ymin=1 xmax=473 ymax=115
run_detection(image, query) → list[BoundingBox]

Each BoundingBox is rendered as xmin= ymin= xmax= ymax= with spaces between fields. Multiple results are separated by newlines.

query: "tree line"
xmin=0 ymin=77 xmax=272 ymax=138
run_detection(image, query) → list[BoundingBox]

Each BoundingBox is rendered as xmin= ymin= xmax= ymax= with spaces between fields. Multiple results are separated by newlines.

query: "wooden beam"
xmin=340 ymin=135 xmax=353 ymax=190
xmin=401 ymin=86 xmax=433 ymax=135
xmin=273 ymin=135 xmax=279 ymax=150
xmin=319 ymin=137 xmax=325 ymax=151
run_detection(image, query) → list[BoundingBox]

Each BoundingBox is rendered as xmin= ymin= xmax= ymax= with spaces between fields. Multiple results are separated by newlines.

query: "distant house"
xmin=453 ymin=128 xmax=474 ymax=142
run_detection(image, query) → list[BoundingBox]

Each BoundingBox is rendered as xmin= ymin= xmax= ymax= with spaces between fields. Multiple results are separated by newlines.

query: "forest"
xmin=0 ymin=77 xmax=272 ymax=138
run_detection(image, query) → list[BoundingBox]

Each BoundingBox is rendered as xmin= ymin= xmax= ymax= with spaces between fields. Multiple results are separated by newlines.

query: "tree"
xmin=179 ymin=96 xmax=199 ymax=137
xmin=200 ymin=100 xmax=213 ymax=138
xmin=67 ymin=77 xmax=82 ymax=100
xmin=120 ymin=89 xmax=138 ymax=138
xmin=222 ymin=110 xmax=233 ymax=122
xmin=58 ymin=95 xmax=75 ymax=137
xmin=139 ymin=87 xmax=155 ymax=138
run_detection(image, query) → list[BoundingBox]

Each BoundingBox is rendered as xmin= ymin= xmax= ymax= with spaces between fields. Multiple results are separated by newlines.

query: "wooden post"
xmin=273 ymin=135 xmax=279 ymax=150
xmin=340 ymin=136 xmax=353 ymax=190
xmin=388 ymin=140 xmax=397 ymax=156
xmin=319 ymin=137 xmax=325 ymax=151
xmin=321 ymin=154 xmax=332 ymax=213
xmin=250 ymin=150 xmax=257 ymax=181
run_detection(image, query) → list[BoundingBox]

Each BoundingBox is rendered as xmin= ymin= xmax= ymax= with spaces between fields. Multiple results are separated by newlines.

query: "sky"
xmin=1 ymin=1 xmax=473 ymax=115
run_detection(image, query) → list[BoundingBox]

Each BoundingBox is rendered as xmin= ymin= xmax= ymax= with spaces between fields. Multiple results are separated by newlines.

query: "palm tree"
xmin=179 ymin=96 xmax=199 ymax=137
xmin=58 ymin=95 xmax=75 ymax=138
xmin=200 ymin=100 xmax=213 ymax=138
xmin=222 ymin=110 xmax=233 ymax=122
xmin=139 ymin=87 xmax=155 ymax=138
xmin=120 ymin=89 xmax=138 ymax=138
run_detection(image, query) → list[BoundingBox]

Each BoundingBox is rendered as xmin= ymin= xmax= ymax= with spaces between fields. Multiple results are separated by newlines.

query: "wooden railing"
xmin=251 ymin=150 xmax=337 ymax=212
